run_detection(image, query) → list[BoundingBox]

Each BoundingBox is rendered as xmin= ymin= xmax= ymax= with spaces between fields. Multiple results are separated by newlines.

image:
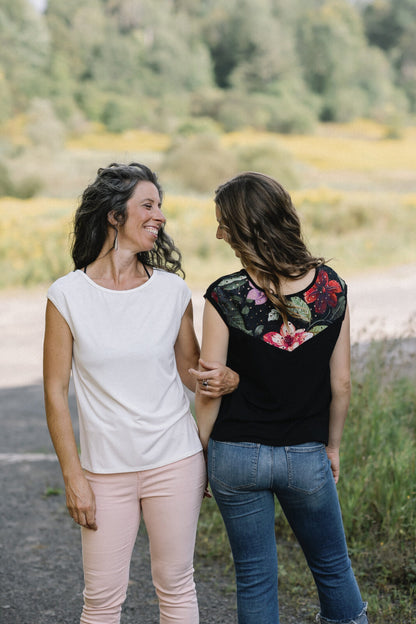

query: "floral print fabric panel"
xmin=209 ymin=266 xmax=346 ymax=352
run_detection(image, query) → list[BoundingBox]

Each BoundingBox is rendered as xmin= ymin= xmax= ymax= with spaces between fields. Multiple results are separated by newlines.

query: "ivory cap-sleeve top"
xmin=204 ymin=265 xmax=347 ymax=446
xmin=48 ymin=269 xmax=202 ymax=473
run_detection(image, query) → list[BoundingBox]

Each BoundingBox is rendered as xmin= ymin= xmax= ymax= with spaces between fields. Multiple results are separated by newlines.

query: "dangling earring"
xmin=113 ymin=227 xmax=118 ymax=251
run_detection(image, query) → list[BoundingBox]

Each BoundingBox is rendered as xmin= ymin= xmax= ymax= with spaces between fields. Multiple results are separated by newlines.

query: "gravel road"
xmin=0 ymin=265 xmax=415 ymax=624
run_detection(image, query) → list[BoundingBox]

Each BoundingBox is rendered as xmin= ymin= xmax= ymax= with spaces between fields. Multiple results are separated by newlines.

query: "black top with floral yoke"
xmin=204 ymin=265 xmax=347 ymax=446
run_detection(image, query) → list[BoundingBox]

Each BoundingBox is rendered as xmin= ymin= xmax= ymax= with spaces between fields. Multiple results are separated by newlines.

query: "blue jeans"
xmin=208 ymin=439 xmax=368 ymax=624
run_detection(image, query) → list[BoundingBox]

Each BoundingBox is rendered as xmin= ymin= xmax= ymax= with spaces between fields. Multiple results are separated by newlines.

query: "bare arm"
xmin=174 ymin=300 xmax=201 ymax=391
xmin=175 ymin=300 xmax=239 ymax=395
xmin=43 ymin=300 xmax=97 ymax=530
xmin=326 ymin=305 xmax=351 ymax=484
xmin=194 ymin=301 xmax=230 ymax=450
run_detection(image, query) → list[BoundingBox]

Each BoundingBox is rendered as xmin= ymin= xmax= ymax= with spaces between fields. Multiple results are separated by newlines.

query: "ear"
xmin=107 ymin=211 xmax=118 ymax=227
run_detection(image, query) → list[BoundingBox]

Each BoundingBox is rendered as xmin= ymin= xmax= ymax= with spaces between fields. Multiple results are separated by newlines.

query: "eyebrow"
xmin=142 ymin=197 xmax=162 ymax=206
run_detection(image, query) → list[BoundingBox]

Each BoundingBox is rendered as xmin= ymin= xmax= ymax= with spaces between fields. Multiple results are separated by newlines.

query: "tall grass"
xmin=196 ymin=338 xmax=416 ymax=623
xmin=0 ymin=198 xmax=73 ymax=287
xmin=222 ymin=123 xmax=416 ymax=173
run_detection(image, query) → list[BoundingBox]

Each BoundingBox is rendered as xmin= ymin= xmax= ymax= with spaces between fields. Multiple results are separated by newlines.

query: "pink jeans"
xmin=80 ymin=452 xmax=206 ymax=624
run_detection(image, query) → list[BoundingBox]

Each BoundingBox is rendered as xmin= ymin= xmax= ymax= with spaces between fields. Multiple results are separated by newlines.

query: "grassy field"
xmin=2 ymin=119 xmax=416 ymax=290
xmin=1 ymin=187 xmax=415 ymax=290
xmin=2 ymin=121 xmax=415 ymax=622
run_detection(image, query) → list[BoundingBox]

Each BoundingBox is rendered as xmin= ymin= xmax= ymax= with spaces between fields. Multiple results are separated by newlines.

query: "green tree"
xmin=45 ymin=0 xmax=213 ymax=130
xmin=363 ymin=0 xmax=416 ymax=111
xmin=297 ymin=0 xmax=405 ymax=121
xmin=0 ymin=0 xmax=50 ymax=110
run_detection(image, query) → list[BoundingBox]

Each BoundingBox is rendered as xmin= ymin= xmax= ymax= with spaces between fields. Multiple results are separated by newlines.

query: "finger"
xmin=75 ymin=511 xmax=97 ymax=531
xmin=85 ymin=521 xmax=98 ymax=531
xmin=70 ymin=508 xmax=85 ymax=527
xmin=198 ymin=358 xmax=218 ymax=372
xmin=85 ymin=509 xmax=98 ymax=531
xmin=188 ymin=368 xmax=210 ymax=382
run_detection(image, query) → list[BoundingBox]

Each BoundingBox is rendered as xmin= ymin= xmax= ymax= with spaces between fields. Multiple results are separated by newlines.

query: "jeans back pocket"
xmin=286 ymin=442 xmax=329 ymax=494
xmin=208 ymin=440 xmax=259 ymax=490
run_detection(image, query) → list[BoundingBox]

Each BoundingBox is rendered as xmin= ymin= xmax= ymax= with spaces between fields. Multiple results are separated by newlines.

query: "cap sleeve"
xmin=47 ymin=280 xmax=74 ymax=333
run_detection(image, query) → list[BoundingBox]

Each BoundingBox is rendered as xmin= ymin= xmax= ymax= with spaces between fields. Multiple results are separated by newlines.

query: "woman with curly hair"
xmin=43 ymin=163 xmax=238 ymax=624
xmin=192 ymin=172 xmax=368 ymax=624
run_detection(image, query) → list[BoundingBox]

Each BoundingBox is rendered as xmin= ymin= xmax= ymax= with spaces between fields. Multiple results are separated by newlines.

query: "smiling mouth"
xmin=145 ymin=227 xmax=159 ymax=238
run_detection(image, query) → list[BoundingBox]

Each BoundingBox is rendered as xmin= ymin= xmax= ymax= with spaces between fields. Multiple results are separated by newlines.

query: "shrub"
xmin=235 ymin=140 xmax=300 ymax=189
xmin=0 ymin=160 xmax=42 ymax=199
xmin=25 ymin=99 xmax=66 ymax=151
xmin=0 ymin=161 xmax=14 ymax=196
xmin=176 ymin=117 xmax=222 ymax=137
xmin=160 ymin=133 xmax=237 ymax=193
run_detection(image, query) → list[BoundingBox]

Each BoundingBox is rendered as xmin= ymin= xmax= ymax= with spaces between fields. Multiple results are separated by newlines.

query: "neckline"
xmin=77 ymin=267 xmax=156 ymax=293
xmin=243 ymin=266 xmax=319 ymax=297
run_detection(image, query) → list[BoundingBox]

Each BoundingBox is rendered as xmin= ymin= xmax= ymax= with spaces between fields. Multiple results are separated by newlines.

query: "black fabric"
xmin=204 ymin=266 xmax=347 ymax=446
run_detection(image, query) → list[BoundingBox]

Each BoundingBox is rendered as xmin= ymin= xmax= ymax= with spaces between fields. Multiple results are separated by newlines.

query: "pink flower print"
xmin=247 ymin=282 xmax=267 ymax=305
xmin=304 ymin=270 xmax=342 ymax=314
xmin=263 ymin=322 xmax=313 ymax=352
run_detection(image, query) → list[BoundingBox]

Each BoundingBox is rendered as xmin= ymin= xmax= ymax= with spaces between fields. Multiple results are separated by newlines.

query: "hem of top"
xmin=75 ymin=267 xmax=157 ymax=293
xmin=210 ymin=436 xmax=328 ymax=447
xmin=81 ymin=447 xmax=203 ymax=474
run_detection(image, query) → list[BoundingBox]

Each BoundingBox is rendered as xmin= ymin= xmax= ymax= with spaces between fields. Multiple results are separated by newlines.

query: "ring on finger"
xmin=202 ymin=379 xmax=209 ymax=387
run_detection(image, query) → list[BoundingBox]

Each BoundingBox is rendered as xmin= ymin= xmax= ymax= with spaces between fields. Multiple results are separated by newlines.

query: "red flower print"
xmin=304 ymin=270 xmax=341 ymax=314
xmin=211 ymin=291 xmax=219 ymax=303
xmin=263 ymin=322 xmax=313 ymax=352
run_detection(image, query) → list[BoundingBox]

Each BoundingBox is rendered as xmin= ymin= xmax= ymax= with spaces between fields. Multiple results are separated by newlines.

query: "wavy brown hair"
xmin=214 ymin=171 xmax=324 ymax=322
xmin=71 ymin=162 xmax=184 ymax=276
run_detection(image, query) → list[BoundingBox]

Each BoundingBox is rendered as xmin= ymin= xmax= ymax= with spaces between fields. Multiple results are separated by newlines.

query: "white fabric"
xmin=47 ymin=269 xmax=202 ymax=473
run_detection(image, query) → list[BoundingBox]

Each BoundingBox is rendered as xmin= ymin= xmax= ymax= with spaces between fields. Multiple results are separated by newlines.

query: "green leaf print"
xmin=268 ymin=309 xmax=280 ymax=322
xmin=218 ymin=275 xmax=246 ymax=290
xmin=224 ymin=304 xmax=250 ymax=333
xmin=331 ymin=295 xmax=346 ymax=321
xmin=309 ymin=324 xmax=328 ymax=335
xmin=287 ymin=297 xmax=312 ymax=323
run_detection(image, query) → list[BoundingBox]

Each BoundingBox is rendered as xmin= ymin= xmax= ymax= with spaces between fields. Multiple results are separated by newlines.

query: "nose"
xmin=154 ymin=206 xmax=166 ymax=223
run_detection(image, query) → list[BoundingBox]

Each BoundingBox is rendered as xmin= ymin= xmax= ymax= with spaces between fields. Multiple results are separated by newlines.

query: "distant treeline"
xmin=0 ymin=0 xmax=415 ymax=135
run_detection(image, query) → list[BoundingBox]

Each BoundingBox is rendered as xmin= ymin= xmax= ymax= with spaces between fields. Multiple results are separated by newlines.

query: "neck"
xmin=86 ymin=248 xmax=149 ymax=289
xmin=246 ymin=267 xmax=315 ymax=296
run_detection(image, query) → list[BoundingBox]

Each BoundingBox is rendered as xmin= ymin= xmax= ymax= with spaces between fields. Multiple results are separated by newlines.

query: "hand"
xmin=65 ymin=473 xmax=97 ymax=530
xmin=325 ymin=446 xmax=340 ymax=484
xmin=189 ymin=358 xmax=239 ymax=397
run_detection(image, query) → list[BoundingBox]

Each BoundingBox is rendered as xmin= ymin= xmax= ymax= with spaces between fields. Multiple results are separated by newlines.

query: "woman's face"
xmin=215 ymin=205 xmax=228 ymax=242
xmin=216 ymin=205 xmax=241 ymax=257
xmin=117 ymin=181 xmax=165 ymax=253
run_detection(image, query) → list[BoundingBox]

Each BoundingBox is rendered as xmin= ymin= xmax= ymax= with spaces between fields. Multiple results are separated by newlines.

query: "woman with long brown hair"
xmin=192 ymin=172 xmax=368 ymax=624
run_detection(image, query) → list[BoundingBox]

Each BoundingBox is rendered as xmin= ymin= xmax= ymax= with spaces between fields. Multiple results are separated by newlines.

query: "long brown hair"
xmin=215 ymin=171 xmax=324 ymax=321
xmin=71 ymin=162 xmax=183 ymax=276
